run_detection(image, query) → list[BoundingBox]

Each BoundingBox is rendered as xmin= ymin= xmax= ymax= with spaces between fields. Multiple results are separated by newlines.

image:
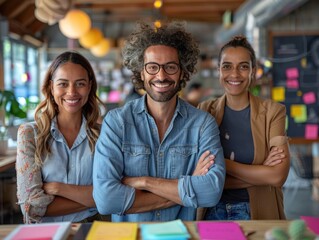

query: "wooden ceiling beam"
xmin=164 ymin=0 xmax=244 ymax=3
xmin=7 ymin=0 xmax=33 ymax=18
xmin=75 ymin=2 xmax=242 ymax=10
xmin=0 ymin=0 xmax=29 ymax=18
xmin=74 ymin=0 xmax=244 ymax=4
xmin=162 ymin=4 xmax=241 ymax=12
xmin=9 ymin=19 xmax=35 ymax=36
xmin=75 ymin=3 xmax=154 ymax=10
xmin=16 ymin=5 xmax=37 ymax=28
xmin=172 ymin=16 xmax=221 ymax=23
xmin=28 ymin=19 xmax=46 ymax=34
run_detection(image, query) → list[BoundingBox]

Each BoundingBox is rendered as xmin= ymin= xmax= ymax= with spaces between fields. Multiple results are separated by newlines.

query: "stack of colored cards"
xmin=141 ymin=219 xmax=190 ymax=240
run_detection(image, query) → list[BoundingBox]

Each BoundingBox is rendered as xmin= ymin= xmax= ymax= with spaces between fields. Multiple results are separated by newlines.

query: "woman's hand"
xmin=43 ymin=182 xmax=62 ymax=195
xmin=193 ymin=150 xmax=215 ymax=176
xmin=263 ymin=147 xmax=286 ymax=166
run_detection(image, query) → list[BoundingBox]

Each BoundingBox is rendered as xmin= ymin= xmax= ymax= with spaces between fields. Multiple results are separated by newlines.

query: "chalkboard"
xmin=271 ymin=33 xmax=319 ymax=141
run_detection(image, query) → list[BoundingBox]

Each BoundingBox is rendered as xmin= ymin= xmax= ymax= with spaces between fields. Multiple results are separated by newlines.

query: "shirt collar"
xmin=133 ymin=94 xmax=187 ymax=118
xmin=50 ymin=115 xmax=87 ymax=140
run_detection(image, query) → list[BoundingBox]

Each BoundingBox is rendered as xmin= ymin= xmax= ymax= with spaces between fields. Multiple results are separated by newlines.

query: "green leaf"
xmin=0 ymin=90 xmax=27 ymax=120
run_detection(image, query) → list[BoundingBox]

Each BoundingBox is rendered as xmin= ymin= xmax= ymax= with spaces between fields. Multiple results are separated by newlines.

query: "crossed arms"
xmin=93 ymin=112 xmax=226 ymax=215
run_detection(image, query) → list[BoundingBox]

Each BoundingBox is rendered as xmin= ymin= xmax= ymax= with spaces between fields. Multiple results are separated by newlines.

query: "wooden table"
xmin=0 ymin=147 xmax=17 ymax=224
xmin=0 ymin=220 xmax=316 ymax=240
xmin=0 ymin=148 xmax=16 ymax=173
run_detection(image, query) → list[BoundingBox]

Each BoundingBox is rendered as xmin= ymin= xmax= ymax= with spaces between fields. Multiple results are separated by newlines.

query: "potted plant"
xmin=0 ymin=90 xmax=27 ymax=154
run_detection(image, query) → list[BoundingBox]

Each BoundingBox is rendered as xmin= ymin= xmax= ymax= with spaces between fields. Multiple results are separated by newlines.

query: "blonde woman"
xmin=16 ymin=51 xmax=103 ymax=223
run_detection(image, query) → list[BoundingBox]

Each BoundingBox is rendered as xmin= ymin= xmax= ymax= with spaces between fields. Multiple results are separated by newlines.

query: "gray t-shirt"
xmin=220 ymin=105 xmax=254 ymax=203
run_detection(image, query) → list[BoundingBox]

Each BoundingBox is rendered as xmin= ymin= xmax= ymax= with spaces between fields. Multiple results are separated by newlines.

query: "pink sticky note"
xmin=301 ymin=216 xmax=319 ymax=234
xmin=305 ymin=124 xmax=318 ymax=140
xmin=108 ymin=90 xmax=121 ymax=103
xmin=197 ymin=222 xmax=246 ymax=240
xmin=303 ymin=92 xmax=316 ymax=104
xmin=286 ymin=79 xmax=299 ymax=89
xmin=12 ymin=225 xmax=59 ymax=240
xmin=286 ymin=67 xmax=299 ymax=79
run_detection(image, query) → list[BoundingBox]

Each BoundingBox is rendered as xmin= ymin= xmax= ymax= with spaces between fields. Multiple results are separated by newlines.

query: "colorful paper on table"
xmin=4 ymin=222 xmax=71 ymax=240
xmin=85 ymin=221 xmax=138 ymax=240
xmin=197 ymin=222 xmax=246 ymax=240
xmin=300 ymin=216 xmax=319 ymax=234
xmin=303 ymin=92 xmax=316 ymax=104
xmin=286 ymin=79 xmax=299 ymax=89
xmin=305 ymin=124 xmax=318 ymax=140
xmin=290 ymin=104 xmax=307 ymax=123
xmin=141 ymin=219 xmax=190 ymax=240
xmin=286 ymin=67 xmax=299 ymax=79
xmin=272 ymin=87 xmax=285 ymax=102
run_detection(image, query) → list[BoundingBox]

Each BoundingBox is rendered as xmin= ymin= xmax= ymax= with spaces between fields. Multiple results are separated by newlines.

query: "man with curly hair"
xmin=93 ymin=21 xmax=225 ymax=222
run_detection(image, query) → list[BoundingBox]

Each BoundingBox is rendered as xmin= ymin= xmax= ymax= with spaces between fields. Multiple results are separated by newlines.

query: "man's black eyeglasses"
xmin=144 ymin=62 xmax=180 ymax=75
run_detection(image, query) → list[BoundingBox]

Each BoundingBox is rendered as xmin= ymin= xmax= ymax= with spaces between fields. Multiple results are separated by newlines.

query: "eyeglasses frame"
xmin=144 ymin=62 xmax=180 ymax=75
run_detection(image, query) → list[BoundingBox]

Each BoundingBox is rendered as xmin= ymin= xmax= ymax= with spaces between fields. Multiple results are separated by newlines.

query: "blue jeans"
xmin=204 ymin=202 xmax=251 ymax=220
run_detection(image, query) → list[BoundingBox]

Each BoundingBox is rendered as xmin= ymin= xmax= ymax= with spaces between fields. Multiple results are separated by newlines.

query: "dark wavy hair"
xmin=34 ymin=51 xmax=103 ymax=166
xmin=122 ymin=21 xmax=200 ymax=91
xmin=218 ymin=35 xmax=257 ymax=68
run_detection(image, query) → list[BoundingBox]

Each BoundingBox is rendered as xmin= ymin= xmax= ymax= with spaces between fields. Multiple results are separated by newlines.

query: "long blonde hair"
xmin=34 ymin=51 xmax=103 ymax=166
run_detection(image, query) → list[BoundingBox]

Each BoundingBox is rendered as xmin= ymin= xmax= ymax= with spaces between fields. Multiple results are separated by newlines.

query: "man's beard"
xmin=145 ymin=79 xmax=180 ymax=102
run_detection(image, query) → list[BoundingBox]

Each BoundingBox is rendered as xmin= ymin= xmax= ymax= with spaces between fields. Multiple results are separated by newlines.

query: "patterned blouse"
xmin=16 ymin=118 xmax=97 ymax=223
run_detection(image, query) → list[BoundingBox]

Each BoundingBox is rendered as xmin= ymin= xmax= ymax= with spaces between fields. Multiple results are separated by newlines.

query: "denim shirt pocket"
xmin=168 ymin=145 xmax=197 ymax=178
xmin=122 ymin=143 xmax=151 ymax=176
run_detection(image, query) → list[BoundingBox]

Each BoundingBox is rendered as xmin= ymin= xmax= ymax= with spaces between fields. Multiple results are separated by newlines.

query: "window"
xmin=3 ymin=39 xmax=39 ymax=119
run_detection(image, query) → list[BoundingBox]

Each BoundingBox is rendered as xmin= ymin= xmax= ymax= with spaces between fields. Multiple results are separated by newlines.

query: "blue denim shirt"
xmin=41 ymin=117 xmax=97 ymax=222
xmin=93 ymin=96 xmax=225 ymax=222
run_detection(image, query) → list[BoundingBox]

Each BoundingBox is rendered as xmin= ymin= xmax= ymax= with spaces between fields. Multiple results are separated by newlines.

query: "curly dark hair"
xmin=122 ymin=21 xmax=200 ymax=91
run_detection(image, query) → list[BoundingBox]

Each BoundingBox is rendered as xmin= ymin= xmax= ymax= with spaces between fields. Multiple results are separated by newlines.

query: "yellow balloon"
xmin=79 ymin=28 xmax=103 ymax=48
xmin=59 ymin=9 xmax=91 ymax=39
xmin=90 ymin=38 xmax=112 ymax=57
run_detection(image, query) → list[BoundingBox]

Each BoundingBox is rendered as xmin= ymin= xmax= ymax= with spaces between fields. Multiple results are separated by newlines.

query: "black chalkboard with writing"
xmin=271 ymin=33 xmax=319 ymax=140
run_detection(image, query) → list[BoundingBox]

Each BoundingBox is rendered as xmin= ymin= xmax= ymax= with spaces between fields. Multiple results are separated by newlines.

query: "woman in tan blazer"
xmin=198 ymin=36 xmax=290 ymax=220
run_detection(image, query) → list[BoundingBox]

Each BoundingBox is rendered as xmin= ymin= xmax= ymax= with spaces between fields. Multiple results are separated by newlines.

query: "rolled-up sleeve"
xmin=178 ymin=114 xmax=225 ymax=207
xmin=93 ymin=111 xmax=135 ymax=215
xmin=16 ymin=124 xmax=54 ymax=223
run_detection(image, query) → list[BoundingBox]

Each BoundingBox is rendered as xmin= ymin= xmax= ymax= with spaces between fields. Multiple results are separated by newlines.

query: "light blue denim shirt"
xmin=41 ymin=117 xmax=97 ymax=222
xmin=93 ymin=96 xmax=225 ymax=222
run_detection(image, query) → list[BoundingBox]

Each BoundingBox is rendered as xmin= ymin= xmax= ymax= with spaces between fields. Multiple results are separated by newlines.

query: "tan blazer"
xmin=198 ymin=93 xmax=288 ymax=219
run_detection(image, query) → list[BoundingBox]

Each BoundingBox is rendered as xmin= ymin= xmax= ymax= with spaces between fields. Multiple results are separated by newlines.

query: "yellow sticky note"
xmin=272 ymin=87 xmax=285 ymax=102
xmin=86 ymin=221 xmax=138 ymax=240
xmin=291 ymin=104 xmax=307 ymax=123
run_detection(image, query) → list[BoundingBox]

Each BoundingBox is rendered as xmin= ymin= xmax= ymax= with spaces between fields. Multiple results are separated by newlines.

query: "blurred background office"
xmin=0 ymin=0 xmax=318 ymax=223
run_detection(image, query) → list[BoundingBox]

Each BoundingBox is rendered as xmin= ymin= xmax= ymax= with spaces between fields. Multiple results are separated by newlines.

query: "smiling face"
xmin=141 ymin=45 xmax=181 ymax=103
xmin=219 ymin=46 xmax=255 ymax=97
xmin=50 ymin=62 xmax=91 ymax=116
